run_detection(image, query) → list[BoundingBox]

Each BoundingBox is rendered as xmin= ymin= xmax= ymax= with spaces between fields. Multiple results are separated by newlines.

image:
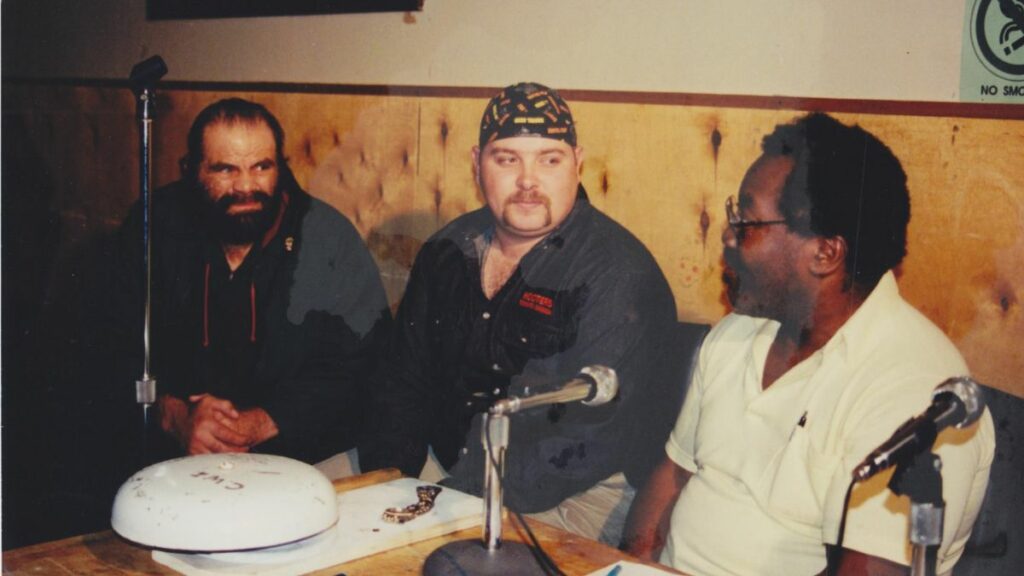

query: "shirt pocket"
xmin=497 ymin=307 xmax=576 ymax=364
xmin=756 ymin=425 xmax=840 ymax=536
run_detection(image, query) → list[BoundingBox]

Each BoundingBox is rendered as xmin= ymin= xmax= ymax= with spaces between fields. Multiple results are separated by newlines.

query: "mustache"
xmin=506 ymin=191 xmax=550 ymax=206
xmin=214 ymin=190 xmax=273 ymax=212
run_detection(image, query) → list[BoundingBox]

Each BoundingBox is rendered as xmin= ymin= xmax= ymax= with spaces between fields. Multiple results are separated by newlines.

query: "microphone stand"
xmin=129 ymin=55 xmax=167 ymax=463
xmin=422 ymin=412 xmax=546 ymax=575
xmin=888 ymin=450 xmax=944 ymax=576
xmin=843 ymin=377 xmax=984 ymax=575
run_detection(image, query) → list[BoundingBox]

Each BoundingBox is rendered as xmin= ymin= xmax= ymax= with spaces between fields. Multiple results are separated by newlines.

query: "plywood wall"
xmin=4 ymin=84 xmax=1022 ymax=396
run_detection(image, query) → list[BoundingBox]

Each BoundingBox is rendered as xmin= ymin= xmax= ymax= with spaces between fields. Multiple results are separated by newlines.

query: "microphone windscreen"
xmin=932 ymin=377 xmax=985 ymax=428
xmin=579 ymin=365 xmax=618 ymax=406
xmin=129 ymin=55 xmax=168 ymax=93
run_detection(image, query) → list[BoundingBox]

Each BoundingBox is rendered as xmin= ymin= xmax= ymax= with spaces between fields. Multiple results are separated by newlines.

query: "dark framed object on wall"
xmin=148 ymin=0 xmax=423 ymax=20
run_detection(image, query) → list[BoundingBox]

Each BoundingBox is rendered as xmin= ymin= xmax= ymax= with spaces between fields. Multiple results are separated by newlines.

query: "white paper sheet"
xmin=584 ymin=560 xmax=682 ymax=576
xmin=153 ymin=477 xmax=482 ymax=575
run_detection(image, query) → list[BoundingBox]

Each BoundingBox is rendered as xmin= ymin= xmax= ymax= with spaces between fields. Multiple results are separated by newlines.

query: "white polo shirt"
xmin=663 ymin=272 xmax=994 ymax=576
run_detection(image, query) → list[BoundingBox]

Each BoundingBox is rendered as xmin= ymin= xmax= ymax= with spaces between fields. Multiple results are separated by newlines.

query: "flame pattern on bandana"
xmin=479 ymin=82 xmax=577 ymax=148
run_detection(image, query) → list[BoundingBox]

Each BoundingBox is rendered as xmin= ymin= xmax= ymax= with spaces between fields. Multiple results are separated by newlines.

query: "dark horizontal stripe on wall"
xmin=4 ymin=77 xmax=1023 ymax=120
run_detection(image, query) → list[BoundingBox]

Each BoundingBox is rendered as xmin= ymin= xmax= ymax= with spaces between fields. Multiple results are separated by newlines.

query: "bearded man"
xmin=106 ymin=98 xmax=390 ymax=464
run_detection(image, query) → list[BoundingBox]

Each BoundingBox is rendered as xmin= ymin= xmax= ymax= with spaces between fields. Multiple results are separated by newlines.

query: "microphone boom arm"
xmin=490 ymin=365 xmax=618 ymax=416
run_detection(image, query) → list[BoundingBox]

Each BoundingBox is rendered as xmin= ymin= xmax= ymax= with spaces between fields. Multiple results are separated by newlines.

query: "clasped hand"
xmin=159 ymin=394 xmax=279 ymax=455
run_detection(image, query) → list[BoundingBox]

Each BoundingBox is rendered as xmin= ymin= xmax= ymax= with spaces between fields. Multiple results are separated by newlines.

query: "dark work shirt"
xmin=360 ymin=194 xmax=679 ymax=512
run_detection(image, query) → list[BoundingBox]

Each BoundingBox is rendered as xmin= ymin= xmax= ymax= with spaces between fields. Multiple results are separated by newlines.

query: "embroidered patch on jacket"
xmin=519 ymin=291 xmax=554 ymax=316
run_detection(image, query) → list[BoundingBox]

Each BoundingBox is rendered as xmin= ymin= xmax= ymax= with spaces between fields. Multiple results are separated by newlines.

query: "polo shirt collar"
xmin=749 ymin=270 xmax=902 ymax=393
xmin=818 ymin=270 xmax=902 ymax=361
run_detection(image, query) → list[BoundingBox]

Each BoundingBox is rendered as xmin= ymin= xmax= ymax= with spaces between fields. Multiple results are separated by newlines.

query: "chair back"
xmin=955 ymin=385 xmax=1024 ymax=575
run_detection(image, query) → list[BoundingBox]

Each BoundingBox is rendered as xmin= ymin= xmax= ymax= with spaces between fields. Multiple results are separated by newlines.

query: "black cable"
xmin=826 ymin=478 xmax=857 ymax=574
xmin=513 ymin=509 xmax=567 ymax=576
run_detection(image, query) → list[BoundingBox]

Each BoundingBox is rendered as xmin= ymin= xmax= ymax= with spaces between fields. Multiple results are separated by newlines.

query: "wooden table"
xmin=3 ymin=470 xmax=680 ymax=575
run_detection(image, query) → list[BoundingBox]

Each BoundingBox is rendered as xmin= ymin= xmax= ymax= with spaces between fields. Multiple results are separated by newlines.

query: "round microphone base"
xmin=422 ymin=539 xmax=547 ymax=576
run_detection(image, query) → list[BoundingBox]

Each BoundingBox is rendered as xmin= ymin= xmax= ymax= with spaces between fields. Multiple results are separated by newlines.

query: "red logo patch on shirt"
xmin=519 ymin=291 xmax=554 ymax=316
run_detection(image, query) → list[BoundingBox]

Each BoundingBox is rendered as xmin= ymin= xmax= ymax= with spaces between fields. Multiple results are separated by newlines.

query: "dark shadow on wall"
xmin=2 ymin=113 xmax=144 ymax=549
xmin=3 ymin=112 xmax=66 ymax=549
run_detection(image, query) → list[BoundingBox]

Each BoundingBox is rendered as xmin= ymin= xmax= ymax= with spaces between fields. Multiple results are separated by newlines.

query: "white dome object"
xmin=111 ymin=453 xmax=338 ymax=551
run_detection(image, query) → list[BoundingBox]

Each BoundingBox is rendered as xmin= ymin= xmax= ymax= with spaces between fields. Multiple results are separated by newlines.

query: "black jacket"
xmin=105 ymin=181 xmax=390 ymax=463
xmin=359 ymin=195 xmax=678 ymax=512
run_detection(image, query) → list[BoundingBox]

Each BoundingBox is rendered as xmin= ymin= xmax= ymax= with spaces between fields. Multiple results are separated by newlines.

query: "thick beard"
xmin=203 ymin=187 xmax=281 ymax=245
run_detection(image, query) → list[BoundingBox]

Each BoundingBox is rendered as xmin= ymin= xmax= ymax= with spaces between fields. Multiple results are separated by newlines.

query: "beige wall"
xmin=5 ymin=85 xmax=1022 ymax=395
xmin=4 ymin=1 xmax=970 ymax=101
xmin=3 ymin=1 xmax=1020 ymax=392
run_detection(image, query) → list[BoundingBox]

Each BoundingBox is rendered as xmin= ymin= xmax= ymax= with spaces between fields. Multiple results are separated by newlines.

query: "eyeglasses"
xmin=725 ymin=195 xmax=787 ymax=239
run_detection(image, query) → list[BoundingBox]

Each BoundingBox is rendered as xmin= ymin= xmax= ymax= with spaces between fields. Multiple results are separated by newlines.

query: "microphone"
xmin=490 ymin=365 xmax=618 ymax=416
xmin=129 ymin=55 xmax=168 ymax=94
xmin=852 ymin=377 xmax=985 ymax=481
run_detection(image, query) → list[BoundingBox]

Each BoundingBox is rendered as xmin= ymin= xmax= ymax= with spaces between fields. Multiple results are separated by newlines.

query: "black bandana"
xmin=479 ymin=82 xmax=577 ymax=149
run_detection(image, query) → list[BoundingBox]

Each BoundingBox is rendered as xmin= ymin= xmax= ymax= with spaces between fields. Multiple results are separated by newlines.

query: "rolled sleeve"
xmin=666 ymin=344 xmax=704 ymax=473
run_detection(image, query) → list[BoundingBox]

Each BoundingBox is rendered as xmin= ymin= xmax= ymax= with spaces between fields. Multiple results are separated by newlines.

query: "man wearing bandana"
xmin=360 ymin=83 xmax=678 ymax=544
xmin=105 ymin=99 xmax=390 ymax=464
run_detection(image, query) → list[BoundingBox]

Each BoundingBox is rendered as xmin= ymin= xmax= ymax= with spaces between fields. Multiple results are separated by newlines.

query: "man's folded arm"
xmin=621 ymin=455 xmax=692 ymax=559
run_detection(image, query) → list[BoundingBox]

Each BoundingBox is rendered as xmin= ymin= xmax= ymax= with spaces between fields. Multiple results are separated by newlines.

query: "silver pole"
xmin=909 ymin=501 xmax=942 ymax=576
xmin=481 ymin=413 xmax=510 ymax=550
xmin=135 ymin=87 xmax=157 ymax=415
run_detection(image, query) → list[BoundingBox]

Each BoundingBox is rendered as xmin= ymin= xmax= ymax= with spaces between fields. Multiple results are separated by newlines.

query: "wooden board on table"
xmin=152 ymin=477 xmax=482 ymax=575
